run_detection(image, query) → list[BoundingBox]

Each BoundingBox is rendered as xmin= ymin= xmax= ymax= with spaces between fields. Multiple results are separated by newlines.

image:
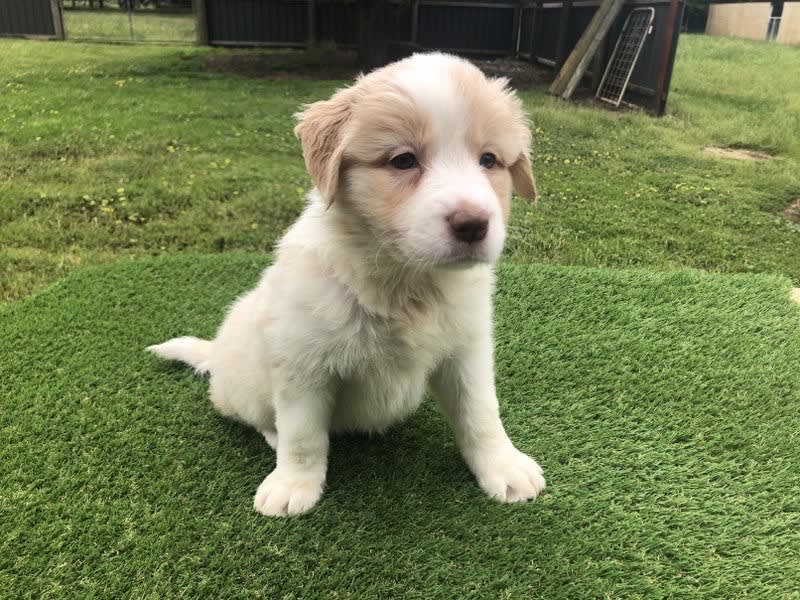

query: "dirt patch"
xmin=471 ymin=57 xmax=552 ymax=89
xmin=781 ymin=198 xmax=800 ymax=223
xmin=792 ymin=288 xmax=800 ymax=304
xmin=204 ymin=48 xmax=554 ymax=89
xmin=204 ymin=49 xmax=360 ymax=80
xmin=703 ymin=147 xmax=773 ymax=161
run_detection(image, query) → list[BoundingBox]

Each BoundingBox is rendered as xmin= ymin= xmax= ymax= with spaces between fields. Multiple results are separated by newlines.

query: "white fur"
xmin=148 ymin=53 xmax=544 ymax=516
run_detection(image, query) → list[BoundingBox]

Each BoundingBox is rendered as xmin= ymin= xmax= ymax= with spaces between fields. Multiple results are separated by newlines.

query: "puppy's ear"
xmin=497 ymin=82 xmax=537 ymax=203
xmin=511 ymin=151 xmax=537 ymax=203
xmin=294 ymin=88 xmax=354 ymax=204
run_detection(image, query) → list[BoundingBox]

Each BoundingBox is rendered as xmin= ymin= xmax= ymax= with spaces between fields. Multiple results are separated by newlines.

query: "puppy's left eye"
xmin=479 ymin=153 xmax=497 ymax=169
xmin=390 ymin=152 xmax=419 ymax=170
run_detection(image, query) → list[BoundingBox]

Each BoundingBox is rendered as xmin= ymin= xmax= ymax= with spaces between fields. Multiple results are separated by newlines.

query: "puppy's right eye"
xmin=390 ymin=153 xmax=418 ymax=170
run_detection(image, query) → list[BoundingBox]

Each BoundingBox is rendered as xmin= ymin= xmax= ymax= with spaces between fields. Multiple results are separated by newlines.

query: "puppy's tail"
xmin=146 ymin=336 xmax=213 ymax=375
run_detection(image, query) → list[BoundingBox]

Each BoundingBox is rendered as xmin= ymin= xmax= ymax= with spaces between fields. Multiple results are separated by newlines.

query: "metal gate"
xmin=60 ymin=0 xmax=195 ymax=43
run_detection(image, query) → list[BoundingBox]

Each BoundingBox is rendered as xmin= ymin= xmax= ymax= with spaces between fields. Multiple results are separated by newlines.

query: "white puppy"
xmin=148 ymin=53 xmax=544 ymax=517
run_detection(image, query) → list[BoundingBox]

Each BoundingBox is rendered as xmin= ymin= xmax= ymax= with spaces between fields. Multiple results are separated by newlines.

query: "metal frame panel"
xmin=595 ymin=7 xmax=655 ymax=106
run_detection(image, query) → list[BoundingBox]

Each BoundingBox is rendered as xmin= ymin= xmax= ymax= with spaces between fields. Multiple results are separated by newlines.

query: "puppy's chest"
xmin=328 ymin=302 xmax=463 ymax=433
xmin=334 ymin=300 xmax=464 ymax=375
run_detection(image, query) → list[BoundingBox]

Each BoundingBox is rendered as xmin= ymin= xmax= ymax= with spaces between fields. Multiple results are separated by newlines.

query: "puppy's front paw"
xmin=253 ymin=469 xmax=324 ymax=517
xmin=473 ymin=446 xmax=545 ymax=503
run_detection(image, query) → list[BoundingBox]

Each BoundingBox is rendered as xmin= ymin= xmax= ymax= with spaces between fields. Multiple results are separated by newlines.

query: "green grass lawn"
xmin=1 ymin=35 xmax=799 ymax=301
xmin=3 ymin=34 xmax=800 ymax=598
xmin=2 ymin=255 xmax=799 ymax=597
xmin=63 ymin=8 xmax=196 ymax=43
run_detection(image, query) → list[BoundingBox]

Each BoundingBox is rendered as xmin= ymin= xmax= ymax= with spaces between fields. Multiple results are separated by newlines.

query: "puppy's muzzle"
xmin=447 ymin=206 xmax=489 ymax=243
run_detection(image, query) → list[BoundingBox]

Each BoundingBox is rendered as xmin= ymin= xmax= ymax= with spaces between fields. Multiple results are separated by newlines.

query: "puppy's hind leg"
xmin=208 ymin=375 xmax=238 ymax=419
xmin=209 ymin=369 xmax=278 ymax=449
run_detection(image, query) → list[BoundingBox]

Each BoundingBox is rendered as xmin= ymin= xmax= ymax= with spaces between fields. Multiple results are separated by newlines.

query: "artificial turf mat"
xmin=2 ymin=254 xmax=800 ymax=598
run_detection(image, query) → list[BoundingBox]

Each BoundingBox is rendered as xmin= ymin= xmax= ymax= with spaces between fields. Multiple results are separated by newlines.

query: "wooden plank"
xmin=549 ymin=0 xmax=624 ymax=98
xmin=550 ymin=0 xmax=618 ymax=95
xmin=561 ymin=1 xmax=623 ymax=99
xmin=50 ymin=0 xmax=64 ymax=40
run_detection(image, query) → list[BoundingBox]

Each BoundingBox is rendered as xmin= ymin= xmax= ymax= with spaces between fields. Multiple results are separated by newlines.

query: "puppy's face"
xmin=295 ymin=53 xmax=536 ymax=266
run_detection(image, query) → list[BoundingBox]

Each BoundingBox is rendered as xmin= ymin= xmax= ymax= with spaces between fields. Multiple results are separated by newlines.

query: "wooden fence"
xmin=0 ymin=0 xmax=682 ymax=113
xmin=195 ymin=0 xmax=683 ymax=112
xmin=0 ymin=0 xmax=63 ymax=39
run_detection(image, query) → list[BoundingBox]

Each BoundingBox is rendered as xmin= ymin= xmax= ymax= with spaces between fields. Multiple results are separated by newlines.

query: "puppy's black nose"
xmin=447 ymin=208 xmax=489 ymax=243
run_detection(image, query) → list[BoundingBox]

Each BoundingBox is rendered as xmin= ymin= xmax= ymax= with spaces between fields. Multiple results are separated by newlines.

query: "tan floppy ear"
xmin=510 ymin=151 xmax=537 ymax=203
xmin=294 ymin=87 xmax=354 ymax=203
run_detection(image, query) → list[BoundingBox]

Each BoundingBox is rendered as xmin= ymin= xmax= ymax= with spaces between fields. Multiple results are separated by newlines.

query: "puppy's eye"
xmin=390 ymin=152 xmax=418 ymax=170
xmin=479 ymin=153 xmax=497 ymax=169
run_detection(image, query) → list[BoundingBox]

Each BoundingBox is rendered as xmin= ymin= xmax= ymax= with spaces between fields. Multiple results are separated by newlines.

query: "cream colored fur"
xmin=148 ymin=53 xmax=544 ymax=516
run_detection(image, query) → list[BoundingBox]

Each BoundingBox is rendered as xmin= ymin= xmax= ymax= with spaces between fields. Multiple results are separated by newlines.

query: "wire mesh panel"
xmin=596 ymin=8 xmax=655 ymax=106
xmin=62 ymin=0 xmax=194 ymax=43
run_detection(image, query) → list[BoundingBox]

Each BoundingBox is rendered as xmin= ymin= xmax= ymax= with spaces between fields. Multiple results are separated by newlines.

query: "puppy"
xmin=148 ymin=53 xmax=544 ymax=516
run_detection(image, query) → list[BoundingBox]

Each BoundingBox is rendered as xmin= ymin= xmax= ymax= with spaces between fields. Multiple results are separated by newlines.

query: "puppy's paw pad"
xmin=253 ymin=470 xmax=324 ymax=517
xmin=476 ymin=448 xmax=545 ymax=503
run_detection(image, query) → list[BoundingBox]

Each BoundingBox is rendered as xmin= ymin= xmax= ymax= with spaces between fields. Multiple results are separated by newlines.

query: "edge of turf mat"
xmin=2 ymin=254 xmax=800 ymax=598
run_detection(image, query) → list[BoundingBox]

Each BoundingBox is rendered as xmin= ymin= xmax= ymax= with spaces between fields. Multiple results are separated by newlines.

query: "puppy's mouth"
xmin=396 ymin=239 xmax=498 ymax=269
xmin=443 ymin=243 xmax=494 ymax=266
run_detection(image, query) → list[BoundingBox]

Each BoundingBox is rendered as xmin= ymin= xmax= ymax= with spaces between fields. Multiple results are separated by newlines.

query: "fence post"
xmin=512 ymin=0 xmax=523 ymax=57
xmin=126 ymin=0 xmax=134 ymax=41
xmin=307 ymin=0 xmax=316 ymax=47
xmin=652 ymin=0 xmax=682 ymax=115
xmin=50 ymin=0 xmax=65 ymax=40
xmin=591 ymin=35 xmax=606 ymax=91
xmin=411 ymin=0 xmax=420 ymax=45
xmin=555 ymin=0 xmax=572 ymax=71
xmin=528 ymin=2 xmax=539 ymax=63
xmin=194 ymin=0 xmax=209 ymax=45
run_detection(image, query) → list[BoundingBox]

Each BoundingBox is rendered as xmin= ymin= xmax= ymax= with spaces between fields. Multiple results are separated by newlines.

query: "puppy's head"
xmin=295 ymin=53 xmax=536 ymax=266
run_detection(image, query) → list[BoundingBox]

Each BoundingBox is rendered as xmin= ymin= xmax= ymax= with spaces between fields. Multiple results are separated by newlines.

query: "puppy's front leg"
xmin=431 ymin=342 xmax=545 ymax=503
xmin=253 ymin=376 xmax=333 ymax=517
